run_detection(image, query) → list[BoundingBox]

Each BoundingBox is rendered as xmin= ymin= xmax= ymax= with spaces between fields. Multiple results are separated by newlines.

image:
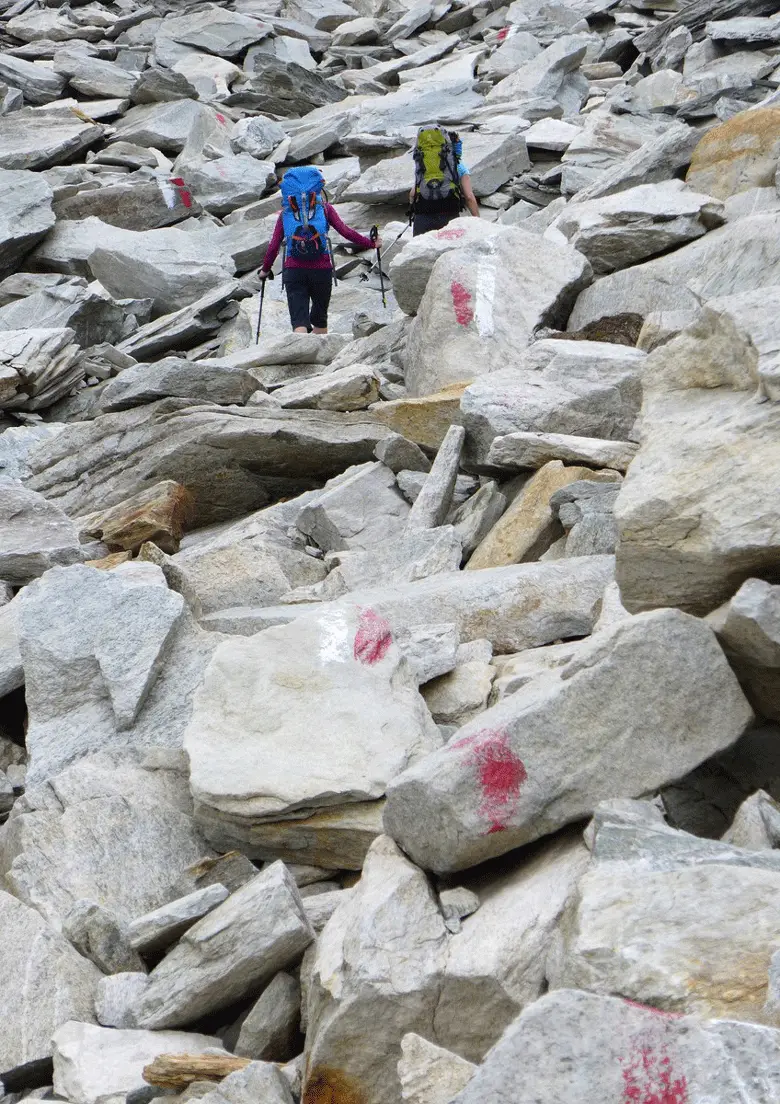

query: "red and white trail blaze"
xmin=453 ymin=727 xmax=528 ymax=833
xmin=353 ymin=608 xmax=393 ymax=666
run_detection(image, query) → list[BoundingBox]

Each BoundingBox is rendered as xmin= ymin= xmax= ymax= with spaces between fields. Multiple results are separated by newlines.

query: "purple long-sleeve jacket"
xmin=261 ymin=203 xmax=374 ymax=271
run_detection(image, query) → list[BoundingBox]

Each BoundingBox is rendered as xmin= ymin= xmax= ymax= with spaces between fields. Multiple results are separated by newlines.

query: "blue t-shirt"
xmin=458 ymin=161 xmax=470 ymax=177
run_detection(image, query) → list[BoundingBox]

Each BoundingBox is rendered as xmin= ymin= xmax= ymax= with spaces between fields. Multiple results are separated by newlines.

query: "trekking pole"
xmin=255 ymin=270 xmax=274 ymax=344
xmin=360 ymin=211 xmax=413 ymax=282
xmin=370 ymin=225 xmax=387 ymax=309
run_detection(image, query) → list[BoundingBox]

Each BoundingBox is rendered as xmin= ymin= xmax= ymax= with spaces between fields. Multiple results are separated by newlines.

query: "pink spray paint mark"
xmin=497 ymin=26 xmax=509 ymax=40
xmin=170 ymin=177 xmax=193 ymax=208
xmin=436 ymin=227 xmax=466 ymax=241
xmin=453 ymin=728 xmax=527 ymax=833
xmin=215 ymin=112 xmax=227 ymax=124
xmin=620 ymin=1045 xmax=688 ymax=1104
xmin=622 ymin=1001 xmax=684 ymax=1020
xmin=450 ymin=280 xmax=474 ymax=326
xmin=353 ymin=609 xmax=393 ymax=666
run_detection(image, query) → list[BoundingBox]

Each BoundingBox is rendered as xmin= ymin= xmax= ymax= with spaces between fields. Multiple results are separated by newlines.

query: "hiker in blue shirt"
xmin=410 ymin=128 xmax=480 ymax=236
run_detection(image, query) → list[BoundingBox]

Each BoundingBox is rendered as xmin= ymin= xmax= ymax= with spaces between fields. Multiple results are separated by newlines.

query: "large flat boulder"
xmin=404 ymin=227 xmax=592 ymax=396
xmin=0 ymin=106 xmax=105 ymax=171
xmin=25 ymin=401 xmax=395 ymax=528
xmin=0 ymin=169 xmax=54 ymax=279
xmin=614 ymin=309 xmax=780 ymax=614
xmin=0 ymin=483 xmax=82 ymax=585
xmin=384 ymin=608 xmax=752 ymax=872
xmin=185 ymin=603 xmax=440 ymax=838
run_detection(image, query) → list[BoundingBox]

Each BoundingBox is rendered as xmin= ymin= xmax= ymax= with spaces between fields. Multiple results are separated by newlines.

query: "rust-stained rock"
xmin=367 ymin=385 xmax=466 ymax=450
xmin=84 ymin=549 xmax=133 ymax=570
xmin=686 ymin=107 xmax=780 ymax=200
xmin=302 ymin=1066 xmax=366 ymax=1104
xmin=78 ymin=480 xmax=196 ymax=554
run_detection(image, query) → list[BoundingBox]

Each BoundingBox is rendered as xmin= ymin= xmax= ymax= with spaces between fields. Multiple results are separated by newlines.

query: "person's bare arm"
xmin=460 ymin=174 xmax=480 ymax=218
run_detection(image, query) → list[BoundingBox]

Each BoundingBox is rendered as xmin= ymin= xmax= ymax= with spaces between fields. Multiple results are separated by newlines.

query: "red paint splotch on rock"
xmin=170 ymin=177 xmax=193 ymax=208
xmin=215 ymin=112 xmax=227 ymax=124
xmin=623 ymin=1000 xmax=684 ymax=1019
xmin=621 ymin=1045 xmax=689 ymax=1104
xmin=353 ymin=608 xmax=393 ymax=666
xmin=437 ymin=227 xmax=466 ymax=241
xmin=450 ymin=280 xmax=474 ymax=326
xmin=497 ymin=25 xmax=509 ymax=40
xmin=453 ymin=728 xmax=527 ymax=833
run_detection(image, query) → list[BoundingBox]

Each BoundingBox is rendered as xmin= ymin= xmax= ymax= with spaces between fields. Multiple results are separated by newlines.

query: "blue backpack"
xmin=280 ymin=166 xmax=329 ymax=262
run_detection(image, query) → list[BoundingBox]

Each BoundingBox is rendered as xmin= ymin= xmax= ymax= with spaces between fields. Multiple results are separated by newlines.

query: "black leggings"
xmin=413 ymin=210 xmax=459 ymax=236
xmin=284 ymin=268 xmax=333 ymax=330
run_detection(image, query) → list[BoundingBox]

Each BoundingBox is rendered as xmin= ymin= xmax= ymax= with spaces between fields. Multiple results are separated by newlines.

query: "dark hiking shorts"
xmin=284 ymin=267 xmax=333 ymax=330
xmin=413 ymin=210 xmax=458 ymax=237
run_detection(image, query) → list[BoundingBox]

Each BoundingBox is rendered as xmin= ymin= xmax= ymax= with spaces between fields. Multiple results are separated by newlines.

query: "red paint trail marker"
xmin=497 ymin=26 xmax=509 ymax=40
xmin=170 ymin=177 xmax=193 ymax=208
xmin=454 ymin=728 xmax=527 ymax=833
xmin=437 ymin=227 xmax=466 ymax=240
xmin=620 ymin=1044 xmax=689 ymax=1104
xmin=215 ymin=112 xmax=227 ymax=124
xmin=450 ymin=280 xmax=474 ymax=326
xmin=353 ymin=609 xmax=393 ymax=666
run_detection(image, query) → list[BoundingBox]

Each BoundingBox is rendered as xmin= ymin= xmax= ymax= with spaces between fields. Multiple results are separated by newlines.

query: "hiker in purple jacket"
xmin=259 ymin=166 xmax=381 ymax=334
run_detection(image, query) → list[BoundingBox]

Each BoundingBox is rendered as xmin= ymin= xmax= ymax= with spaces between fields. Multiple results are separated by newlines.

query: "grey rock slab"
xmin=194 ymin=1061 xmax=295 ymax=1104
xmin=422 ymin=659 xmax=494 ymax=727
xmin=110 ymin=100 xmax=216 ymax=154
xmin=185 ymin=602 xmax=440 ymax=830
xmin=488 ymin=430 xmax=638 ymax=472
xmin=159 ymin=5 xmax=271 ymax=58
xmin=0 ymin=483 xmax=82 ymax=585
xmin=0 ymin=106 xmax=105 ymax=171
xmin=26 ymin=401 xmax=394 ymax=529
xmin=62 ymin=899 xmax=146 ymax=975
xmin=404 ymin=227 xmax=593 ymax=396
xmin=0 ymin=422 xmax=65 ymax=483
xmin=172 ymin=153 xmax=275 ymax=218
xmin=451 ymin=989 xmax=780 ymax=1104
xmin=53 ymin=178 xmax=201 ymax=232
xmin=451 ymin=482 xmax=507 ymax=560
xmin=230 ymin=115 xmax=287 ymax=159
xmin=552 ymin=479 xmax=621 ymax=557
xmin=551 ymin=858 xmax=780 ymax=1022
xmin=374 ymin=433 xmax=431 ymax=474
xmin=15 ymin=563 xmax=223 ymax=785
xmin=99 ymin=358 xmax=256 ymax=412
xmin=722 ymin=790 xmax=780 ymax=850
xmin=115 ymin=281 xmax=245 ymax=363
xmin=384 ymin=608 xmax=752 ymax=872
xmin=172 ymin=851 xmax=259 ymax=898
xmin=0 ymin=54 xmax=66 ymax=105
xmin=486 ymin=34 xmax=592 ymax=106
xmin=717 ymin=578 xmax=780 ymax=721
xmin=0 ymin=889 xmax=101 ymax=1080
xmin=127 ymin=884 xmax=229 ymax=956
xmin=0 ymin=327 xmax=82 ymax=412
xmin=461 ymin=340 xmax=645 ymax=466
xmin=297 ymin=461 xmax=410 ymax=552
xmin=131 ymin=863 xmax=314 ymax=1029
xmin=615 ymin=309 xmax=780 ymax=614
xmin=395 ymin=622 xmax=459 ymax=685
xmin=0 ymin=283 xmax=125 ymax=349
xmin=2 ymin=750 xmax=213 ymax=931
xmin=234 ymin=972 xmax=301 ymax=1061
xmin=547 ymin=179 xmax=726 ymax=275
xmin=479 ymin=30 xmax=542 ymax=81
xmin=95 ymin=973 xmax=152 ymax=1029
xmin=52 ymin=50 xmax=137 ymax=100
xmin=304 ymin=835 xmax=449 ymax=1104
xmin=271 ymin=364 xmax=380 ymax=412
xmin=706 ymin=15 xmax=780 ymax=41
xmin=406 ymin=424 xmax=465 ymax=531
xmin=398 ymin=1035 xmax=475 ymax=1104
xmin=283 ymin=0 xmax=359 ymax=32
xmin=0 ymin=169 xmax=53 ymax=278
xmin=437 ymin=831 xmax=588 ymax=1060
xmin=52 ymin=1023 xmax=224 ymax=1104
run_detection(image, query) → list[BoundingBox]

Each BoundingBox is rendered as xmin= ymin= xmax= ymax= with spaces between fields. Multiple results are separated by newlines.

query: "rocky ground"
xmin=1 ymin=0 xmax=780 ymax=1100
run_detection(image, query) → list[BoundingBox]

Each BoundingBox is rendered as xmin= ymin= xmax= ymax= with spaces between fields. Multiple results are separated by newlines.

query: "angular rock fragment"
xmin=234 ymin=972 xmax=301 ymax=1061
xmin=127 ymin=885 xmax=229 ymax=956
xmin=487 ymin=430 xmax=638 ymax=472
xmin=0 ymin=327 xmax=82 ymax=412
xmin=385 ymin=608 xmax=752 ymax=872
xmin=100 ymin=358 xmax=256 ymax=412
xmin=716 ymin=578 xmax=780 ymax=720
xmin=62 ymin=899 xmax=146 ymax=975
xmin=0 ymin=483 xmax=82 ymax=585
xmin=406 ymin=425 xmax=465 ymax=532
xmin=0 ymin=106 xmax=105 ymax=171
xmin=0 ymin=169 xmax=54 ymax=279
xmin=131 ymin=863 xmax=314 ymax=1029
xmin=77 ymin=482 xmax=196 ymax=556
xmin=398 ymin=1035 xmax=475 ymax=1104
xmin=297 ymin=461 xmax=410 ymax=552
xmin=687 ymin=106 xmax=780 ymax=199
xmin=185 ymin=603 xmax=440 ymax=836
xmin=0 ymin=890 xmax=101 ymax=1082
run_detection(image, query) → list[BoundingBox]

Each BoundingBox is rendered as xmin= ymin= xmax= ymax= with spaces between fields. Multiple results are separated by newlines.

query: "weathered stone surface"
xmin=385 ymin=608 xmax=752 ymax=872
xmin=160 ymin=5 xmax=271 ymax=57
xmin=404 ymin=227 xmax=592 ymax=396
xmin=486 ymin=34 xmax=591 ymax=107
xmin=0 ymin=889 xmax=101 ymax=1080
xmin=461 ymin=340 xmax=645 ymax=466
xmin=0 ymin=106 xmax=105 ymax=171
xmin=451 ymin=482 xmax=507 ymax=561
xmin=185 ymin=603 xmax=440 ymax=841
xmin=468 ymin=463 xmax=619 ymax=569
xmin=369 ymin=385 xmax=467 ymax=450
xmin=0 ymin=327 xmax=82 ymax=412
xmin=723 ymin=789 xmax=780 ymax=849
xmin=100 ymin=358 xmax=256 ymax=412
xmin=687 ymin=107 xmax=780 ymax=199
xmin=271 ymin=364 xmax=380 ymax=411
xmin=0 ymin=483 xmax=82 ymax=585
xmin=297 ymin=462 xmax=410 ymax=552
xmin=615 ymin=309 xmax=780 ymax=614
xmin=406 ymin=425 xmax=465 ymax=531
xmin=190 ymin=1061 xmax=294 ymax=1104
xmin=547 ymin=180 xmax=725 ymax=275
xmin=26 ymin=402 xmax=394 ymax=528
xmin=77 ymin=482 xmax=196 ymax=556
xmin=716 ymin=578 xmax=780 ymax=720
xmin=0 ymin=169 xmax=54 ymax=279
xmin=1 ymin=750 xmax=212 ymax=931
xmin=552 ymin=479 xmax=622 ymax=557
xmin=234 ymin=972 xmax=301 ymax=1061
xmin=95 ymin=972 xmax=150 ymax=1030
xmin=62 ymin=899 xmax=145 ymax=975
xmin=110 ymin=100 xmax=214 ymax=154
xmin=423 ymin=658 xmax=494 ymax=727
xmin=127 ymin=885 xmax=230 ymax=956
xmin=131 ymin=863 xmax=314 ymax=1029
xmin=452 ymin=989 xmax=780 ymax=1104
xmin=487 ymin=430 xmax=638 ymax=472
xmin=52 ymin=1023 xmax=223 ymax=1104
xmin=304 ymin=836 xmax=449 ymax=1104
xmin=53 ymin=50 xmax=137 ymax=100
xmin=398 ymin=1035 xmax=475 ymax=1104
